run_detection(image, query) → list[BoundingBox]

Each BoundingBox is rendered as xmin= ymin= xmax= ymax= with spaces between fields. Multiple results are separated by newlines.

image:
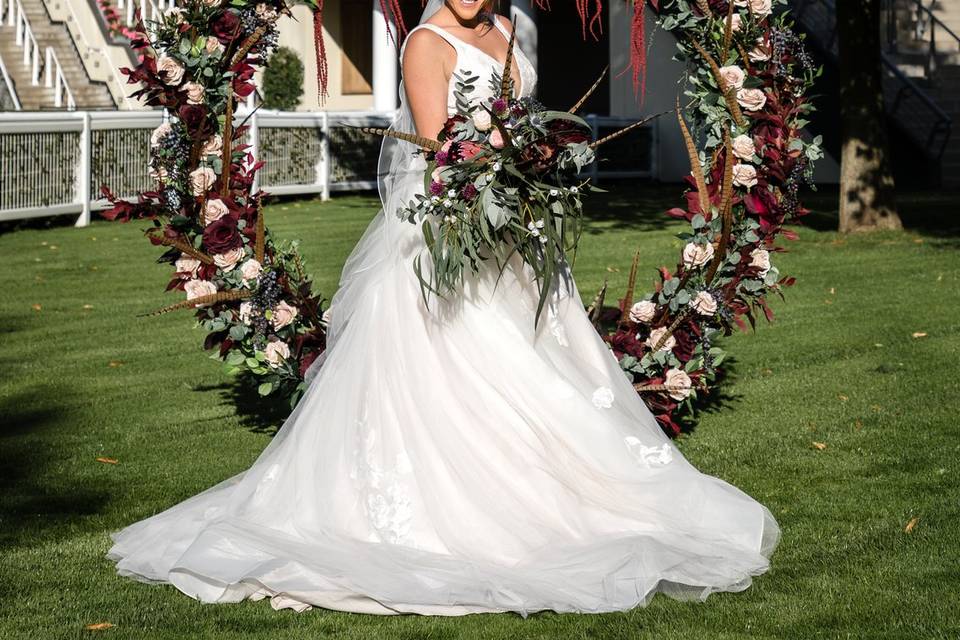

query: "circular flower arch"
xmin=103 ymin=0 xmax=821 ymax=429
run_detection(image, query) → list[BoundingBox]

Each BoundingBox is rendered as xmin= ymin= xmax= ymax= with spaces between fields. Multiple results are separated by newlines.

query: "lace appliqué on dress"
xmin=592 ymin=386 xmax=615 ymax=409
xmin=351 ymin=410 xmax=415 ymax=545
xmin=624 ymin=436 xmax=674 ymax=467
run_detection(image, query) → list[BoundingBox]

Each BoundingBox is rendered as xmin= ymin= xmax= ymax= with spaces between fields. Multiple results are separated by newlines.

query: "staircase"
xmin=0 ymin=0 xmax=114 ymax=110
xmin=883 ymin=0 xmax=960 ymax=184
xmin=791 ymin=0 xmax=958 ymax=188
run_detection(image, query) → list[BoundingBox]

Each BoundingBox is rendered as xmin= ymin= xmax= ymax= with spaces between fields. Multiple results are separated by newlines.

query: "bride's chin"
xmin=446 ymin=0 xmax=485 ymax=20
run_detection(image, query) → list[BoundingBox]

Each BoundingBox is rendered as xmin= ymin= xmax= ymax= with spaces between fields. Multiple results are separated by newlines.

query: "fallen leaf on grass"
xmin=829 ymin=287 xmax=835 ymax=295
xmin=854 ymin=419 xmax=863 ymax=431
xmin=31 ymin=304 xmax=42 ymax=312
xmin=912 ymin=238 xmax=924 ymax=244
xmin=606 ymin=267 xmax=620 ymax=273
xmin=82 ymin=304 xmax=94 ymax=310
xmin=85 ymin=622 xmax=114 ymax=631
xmin=911 ymin=332 xmax=928 ymax=339
xmin=96 ymin=457 xmax=119 ymax=465
xmin=904 ymin=517 xmax=919 ymax=533
xmin=838 ymin=394 xmax=848 ymax=402
xmin=811 ymin=442 xmax=827 ymax=451
xmin=108 ymin=360 xmax=124 ymax=368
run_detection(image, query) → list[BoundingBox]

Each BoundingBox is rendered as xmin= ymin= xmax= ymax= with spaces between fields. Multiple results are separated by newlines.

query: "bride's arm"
xmin=402 ymin=30 xmax=453 ymax=139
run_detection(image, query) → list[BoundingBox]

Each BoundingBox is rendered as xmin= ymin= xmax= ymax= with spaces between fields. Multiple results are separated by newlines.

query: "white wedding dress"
xmin=107 ymin=8 xmax=780 ymax=616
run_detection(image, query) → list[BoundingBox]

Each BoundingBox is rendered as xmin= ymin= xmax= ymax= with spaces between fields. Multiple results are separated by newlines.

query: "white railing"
xmin=0 ymin=50 xmax=21 ymax=110
xmin=44 ymin=47 xmax=75 ymax=110
xmin=9 ymin=0 xmax=41 ymax=85
xmin=117 ymin=0 xmax=176 ymax=29
xmin=3 ymin=0 xmax=75 ymax=109
xmin=0 ymin=109 xmax=393 ymax=227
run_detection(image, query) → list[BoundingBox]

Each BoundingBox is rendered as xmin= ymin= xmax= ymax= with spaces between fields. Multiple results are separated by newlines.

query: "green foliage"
xmin=263 ymin=46 xmax=304 ymax=111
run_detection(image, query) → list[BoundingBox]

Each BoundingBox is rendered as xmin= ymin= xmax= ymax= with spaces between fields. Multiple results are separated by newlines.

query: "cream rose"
xmin=150 ymin=122 xmax=172 ymax=147
xmin=747 ymin=0 xmax=772 ymax=16
xmin=175 ymin=256 xmax=201 ymax=278
xmin=190 ymin=167 xmax=217 ymax=196
xmin=664 ymin=368 xmax=693 ymax=401
xmin=718 ymin=65 xmax=746 ymax=91
xmin=203 ymin=198 xmax=229 ymax=225
xmin=239 ymin=301 xmax=253 ymax=325
xmin=750 ymin=248 xmax=771 ymax=277
xmin=184 ymin=279 xmax=217 ymax=306
xmin=730 ymin=14 xmax=742 ymax=32
xmin=629 ymin=300 xmax=657 ymax=324
xmin=690 ymin=290 xmax=718 ymax=316
xmin=472 ymin=110 xmax=492 ymax=131
xmin=272 ymin=301 xmax=298 ymax=330
xmin=645 ymin=327 xmax=676 ymax=353
xmin=213 ymin=247 xmax=244 ymax=272
xmin=732 ymin=163 xmax=758 ymax=189
xmin=204 ymin=37 xmax=223 ymax=56
xmin=263 ymin=339 xmax=290 ymax=368
xmin=737 ymin=87 xmax=767 ymax=112
xmin=201 ymin=134 xmax=222 ymax=157
xmin=732 ymin=134 xmax=756 ymax=161
xmin=157 ymin=54 xmax=185 ymax=86
xmin=240 ymin=259 xmax=262 ymax=284
xmin=749 ymin=39 xmax=772 ymax=62
xmin=682 ymin=242 xmax=715 ymax=269
xmin=183 ymin=81 xmax=205 ymax=105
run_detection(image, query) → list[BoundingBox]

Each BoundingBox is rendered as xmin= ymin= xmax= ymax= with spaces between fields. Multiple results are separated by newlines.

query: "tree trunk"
xmin=836 ymin=0 xmax=902 ymax=233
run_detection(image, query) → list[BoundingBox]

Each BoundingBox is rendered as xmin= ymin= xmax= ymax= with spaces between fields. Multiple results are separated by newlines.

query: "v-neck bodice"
xmin=402 ymin=18 xmax=538 ymax=118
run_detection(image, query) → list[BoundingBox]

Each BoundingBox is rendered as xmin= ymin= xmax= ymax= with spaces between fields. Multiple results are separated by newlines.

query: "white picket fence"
xmin=0 ymin=109 xmax=393 ymax=226
xmin=0 ymin=110 xmax=656 ymax=227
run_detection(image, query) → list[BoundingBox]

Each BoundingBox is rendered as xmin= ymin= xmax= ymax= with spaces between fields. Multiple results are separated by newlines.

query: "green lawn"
xmin=1 ymin=186 xmax=958 ymax=639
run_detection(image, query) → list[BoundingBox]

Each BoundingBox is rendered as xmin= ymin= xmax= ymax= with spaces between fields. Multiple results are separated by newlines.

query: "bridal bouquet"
xmin=365 ymin=28 xmax=654 ymax=323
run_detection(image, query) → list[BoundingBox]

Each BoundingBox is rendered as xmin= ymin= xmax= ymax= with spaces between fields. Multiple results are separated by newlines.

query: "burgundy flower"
xmin=429 ymin=181 xmax=444 ymax=196
xmin=434 ymin=150 xmax=449 ymax=166
xmin=461 ymin=183 xmax=478 ymax=200
xmin=178 ymin=103 xmax=208 ymax=133
xmin=211 ymin=10 xmax=241 ymax=45
xmin=492 ymin=98 xmax=507 ymax=114
xmin=202 ymin=214 xmax=243 ymax=253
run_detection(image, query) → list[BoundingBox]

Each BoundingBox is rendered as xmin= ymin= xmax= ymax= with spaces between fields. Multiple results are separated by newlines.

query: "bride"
xmin=107 ymin=0 xmax=780 ymax=615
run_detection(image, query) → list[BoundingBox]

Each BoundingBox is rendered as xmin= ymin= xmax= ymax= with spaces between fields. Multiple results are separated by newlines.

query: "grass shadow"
xmin=0 ymin=386 xmax=109 ymax=550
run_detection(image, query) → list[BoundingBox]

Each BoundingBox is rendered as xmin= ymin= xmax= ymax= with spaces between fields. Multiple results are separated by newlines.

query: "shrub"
xmin=263 ymin=46 xmax=304 ymax=111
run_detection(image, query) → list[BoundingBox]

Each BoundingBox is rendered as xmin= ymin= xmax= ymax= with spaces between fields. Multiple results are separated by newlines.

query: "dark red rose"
xmin=178 ymin=103 xmax=207 ymax=133
xmin=212 ymin=10 xmax=241 ymax=45
xmin=202 ymin=214 xmax=243 ymax=253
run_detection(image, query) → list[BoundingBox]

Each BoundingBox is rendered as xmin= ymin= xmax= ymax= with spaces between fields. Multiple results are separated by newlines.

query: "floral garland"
xmin=597 ymin=0 xmax=823 ymax=437
xmin=102 ymin=0 xmax=326 ymax=408
xmin=95 ymin=0 xmax=139 ymax=41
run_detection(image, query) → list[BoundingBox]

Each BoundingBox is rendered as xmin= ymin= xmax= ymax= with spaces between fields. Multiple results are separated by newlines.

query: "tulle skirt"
xmin=107 ymin=205 xmax=780 ymax=616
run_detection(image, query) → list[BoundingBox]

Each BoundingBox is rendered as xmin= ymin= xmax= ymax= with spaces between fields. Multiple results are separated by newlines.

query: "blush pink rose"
xmin=732 ymin=134 xmax=756 ymax=160
xmin=240 ymin=259 xmax=262 ymax=284
xmin=190 ymin=167 xmax=217 ymax=196
xmin=489 ymin=129 xmax=505 ymax=149
xmin=203 ymin=198 xmax=229 ymax=225
xmin=201 ymin=134 xmax=222 ymax=157
xmin=664 ymin=368 xmax=693 ymax=401
xmin=718 ymin=65 xmax=746 ymax=91
xmin=213 ymin=247 xmax=244 ymax=272
xmin=184 ymin=279 xmax=217 ymax=306
xmin=682 ymin=242 xmax=715 ymax=268
xmin=691 ymin=291 xmax=718 ymax=316
xmin=183 ymin=82 xmax=205 ymax=105
xmin=737 ymin=88 xmax=767 ymax=112
xmin=272 ymin=300 xmax=298 ymax=329
xmin=263 ymin=339 xmax=290 ymax=368
xmin=645 ymin=327 xmax=676 ymax=353
xmin=732 ymin=163 xmax=759 ymax=189
xmin=174 ymin=256 xmax=201 ymax=278
xmin=629 ymin=300 xmax=657 ymax=324
xmin=157 ymin=55 xmax=185 ymax=85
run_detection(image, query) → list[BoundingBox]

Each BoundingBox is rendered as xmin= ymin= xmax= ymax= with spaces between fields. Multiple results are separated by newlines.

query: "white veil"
xmin=308 ymin=0 xmax=445 ymax=378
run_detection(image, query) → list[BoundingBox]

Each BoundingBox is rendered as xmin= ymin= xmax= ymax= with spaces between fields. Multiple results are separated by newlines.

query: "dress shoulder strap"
xmin=489 ymin=16 xmax=514 ymax=44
